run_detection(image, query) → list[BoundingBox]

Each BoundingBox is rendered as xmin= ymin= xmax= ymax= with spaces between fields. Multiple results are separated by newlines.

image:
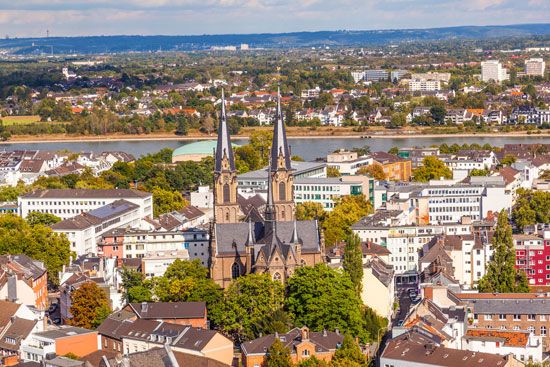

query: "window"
xmin=231 ymin=263 xmax=240 ymax=279
xmin=528 ymin=314 xmax=536 ymax=321
xmin=484 ymin=314 xmax=492 ymax=321
xmin=499 ymin=314 xmax=506 ymax=321
xmin=223 ymin=183 xmax=230 ymax=203
xmin=528 ymin=326 xmax=535 ymax=333
xmin=279 ymin=182 xmax=286 ymax=201
xmin=541 ymin=326 xmax=547 ymax=336
xmin=273 ymin=272 xmax=282 ymax=281
xmin=513 ymin=314 xmax=521 ymax=321
xmin=302 ymin=349 xmax=310 ymax=357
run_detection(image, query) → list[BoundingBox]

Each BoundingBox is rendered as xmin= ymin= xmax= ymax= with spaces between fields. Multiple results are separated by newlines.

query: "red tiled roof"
xmin=465 ymin=329 xmax=529 ymax=348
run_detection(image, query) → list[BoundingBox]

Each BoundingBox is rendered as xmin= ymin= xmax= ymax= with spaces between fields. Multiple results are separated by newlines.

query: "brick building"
xmin=241 ymin=327 xmax=343 ymax=367
xmin=210 ymin=91 xmax=325 ymax=288
xmin=370 ymin=151 xmax=412 ymax=181
xmin=459 ymin=293 xmax=550 ymax=351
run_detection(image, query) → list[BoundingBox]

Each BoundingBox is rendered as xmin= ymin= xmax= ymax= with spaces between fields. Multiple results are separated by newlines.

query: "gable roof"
xmin=128 ymin=302 xmax=206 ymax=319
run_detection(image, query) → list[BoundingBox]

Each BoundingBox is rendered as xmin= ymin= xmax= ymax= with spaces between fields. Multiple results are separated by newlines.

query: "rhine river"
xmin=2 ymin=136 xmax=550 ymax=161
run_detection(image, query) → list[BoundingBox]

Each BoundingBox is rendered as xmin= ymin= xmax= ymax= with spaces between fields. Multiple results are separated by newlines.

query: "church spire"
xmin=264 ymin=157 xmax=276 ymax=233
xmin=215 ymin=89 xmax=235 ymax=173
xmin=270 ymin=87 xmax=292 ymax=172
xmin=290 ymin=219 xmax=300 ymax=244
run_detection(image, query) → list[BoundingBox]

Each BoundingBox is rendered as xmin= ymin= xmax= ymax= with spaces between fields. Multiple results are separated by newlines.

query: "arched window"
xmin=279 ymin=182 xmax=286 ymax=201
xmin=231 ymin=263 xmax=240 ymax=279
xmin=273 ymin=272 xmax=282 ymax=281
xmin=225 ymin=212 xmax=230 ymax=222
xmin=223 ymin=183 xmax=231 ymax=203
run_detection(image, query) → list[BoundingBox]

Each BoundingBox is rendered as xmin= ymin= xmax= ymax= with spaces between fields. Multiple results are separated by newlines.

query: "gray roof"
xmin=214 ymin=220 xmax=321 ymax=256
xmin=22 ymin=189 xmax=151 ymax=199
xmin=215 ymin=89 xmax=235 ymax=172
xmin=295 ymin=177 xmax=362 ymax=185
xmin=52 ymin=200 xmax=139 ymax=230
xmin=468 ymin=298 xmax=550 ymax=314
xmin=238 ymin=161 xmax=325 ymax=180
xmin=270 ymin=90 xmax=291 ymax=172
xmin=34 ymin=326 xmax=96 ymax=340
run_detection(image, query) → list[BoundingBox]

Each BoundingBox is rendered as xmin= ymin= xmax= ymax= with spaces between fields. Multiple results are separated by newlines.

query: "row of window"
xmin=478 ymin=314 xmax=548 ymax=321
xmin=25 ymin=200 xmax=107 ymax=206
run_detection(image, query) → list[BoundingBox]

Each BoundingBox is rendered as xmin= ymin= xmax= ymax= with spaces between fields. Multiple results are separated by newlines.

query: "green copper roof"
xmin=172 ymin=140 xmax=240 ymax=158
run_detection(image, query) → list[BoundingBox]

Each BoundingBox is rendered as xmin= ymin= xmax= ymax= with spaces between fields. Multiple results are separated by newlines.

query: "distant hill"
xmin=0 ymin=23 xmax=549 ymax=55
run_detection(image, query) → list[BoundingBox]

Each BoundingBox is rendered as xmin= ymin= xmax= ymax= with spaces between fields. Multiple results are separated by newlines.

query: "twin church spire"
xmin=214 ymin=87 xmax=294 ymax=224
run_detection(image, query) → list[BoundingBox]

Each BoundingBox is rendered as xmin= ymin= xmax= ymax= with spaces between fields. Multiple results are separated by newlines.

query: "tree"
xmin=430 ymin=105 xmax=446 ymax=124
xmin=120 ymin=267 xmax=151 ymax=302
xmin=285 ymin=264 xmax=368 ymax=342
xmin=388 ymin=112 xmax=407 ymax=128
xmin=296 ymin=356 xmax=329 ymax=367
xmin=0 ymin=214 xmax=71 ymax=285
xmin=265 ymin=339 xmax=292 ymax=367
xmin=469 ymin=168 xmax=490 ymax=177
xmin=217 ymin=274 xmax=284 ymax=342
xmin=152 ymin=187 xmax=188 ymax=216
xmin=175 ymin=116 xmax=189 ymax=136
xmin=388 ymin=146 xmax=399 ymax=155
xmin=69 ymin=282 xmax=111 ymax=329
xmin=500 ymin=154 xmax=517 ymax=166
xmin=254 ymin=308 xmax=293 ymax=337
xmin=343 ymin=233 xmax=363 ymax=297
xmin=327 ymin=167 xmax=341 ymax=177
xmin=412 ymin=156 xmax=452 ymax=182
xmin=295 ymin=202 xmax=326 ymax=222
xmin=512 ymin=189 xmax=550 ymax=230
xmin=356 ymin=164 xmax=385 ymax=180
xmin=478 ymin=211 xmax=529 ymax=293
xmin=323 ymin=195 xmax=372 ymax=247
xmin=26 ymin=211 xmax=61 ymax=226
xmin=331 ymin=334 xmax=368 ymax=366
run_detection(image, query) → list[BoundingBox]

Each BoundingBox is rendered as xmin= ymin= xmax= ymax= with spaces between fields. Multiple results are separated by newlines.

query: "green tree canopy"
xmin=152 ymin=186 xmax=188 ymax=216
xmin=478 ymin=210 xmax=529 ymax=293
xmin=356 ymin=164 xmax=385 ymax=181
xmin=412 ymin=156 xmax=452 ymax=182
xmin=26 ymin=211 xmax=61 ymax=226
xmin=323 ymin=195 xmax=372 ymax=247
xmin=285 ymin=264 xmax=368 ymax=342
xmin=295 ymin=202 xmax=326 ymax=222
xmin=512 ymin=189 xmax=550 ymax=230
xmin=0 ymin=214 xmax=71 ymax=285
xmin=265 ymin=338 xmax=292 ymax=367
xmin=343 ymin=233 xmax=363 ymax=297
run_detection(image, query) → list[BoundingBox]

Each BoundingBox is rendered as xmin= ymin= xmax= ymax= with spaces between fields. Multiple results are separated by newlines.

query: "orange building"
xmin=0 ymin=254 xmax=48 ymax=310
xmin=371 ymin=151 xmax=412 ymax=181
xmin=21 ymin=326 xmax=98 ymax=362
xmin=241 ymin=327 xmax=344 ymax=367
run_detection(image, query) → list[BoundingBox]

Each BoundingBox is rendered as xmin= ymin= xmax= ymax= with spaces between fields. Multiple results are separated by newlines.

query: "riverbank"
xmin=2 ymin=127 xmax=548 ymax=144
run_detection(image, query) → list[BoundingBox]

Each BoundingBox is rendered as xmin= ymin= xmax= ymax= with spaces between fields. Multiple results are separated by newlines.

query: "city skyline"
xmin=0 ymin=0 xmax=549 ymax=38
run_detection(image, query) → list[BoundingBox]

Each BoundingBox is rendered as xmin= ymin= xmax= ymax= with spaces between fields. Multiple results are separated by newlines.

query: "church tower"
xmin=214 ymin=90 xmax=240 ymax=224
xmin=270 ymin=88 xmax=295 ymax=222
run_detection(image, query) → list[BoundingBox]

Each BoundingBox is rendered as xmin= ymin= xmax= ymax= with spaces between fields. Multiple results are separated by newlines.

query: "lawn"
xmin=1 ymin=115 xmax=42 ymax=125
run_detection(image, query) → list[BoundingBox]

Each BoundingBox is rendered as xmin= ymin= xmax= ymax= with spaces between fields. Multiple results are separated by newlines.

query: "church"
xmin=209 ymin=90 xmax=326 ymax=288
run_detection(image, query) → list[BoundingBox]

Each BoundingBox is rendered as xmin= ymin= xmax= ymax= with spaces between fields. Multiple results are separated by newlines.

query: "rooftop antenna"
xmin=46 ymin=29 xmax=50 ymax=38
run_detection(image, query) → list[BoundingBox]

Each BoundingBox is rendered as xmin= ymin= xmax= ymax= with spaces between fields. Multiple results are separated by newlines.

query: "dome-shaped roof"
xmin=172 ymin=140 xmax=240 ymax=159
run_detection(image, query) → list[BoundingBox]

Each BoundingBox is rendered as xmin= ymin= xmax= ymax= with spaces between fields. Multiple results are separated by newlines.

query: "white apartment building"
xmin=52 ymin=200 xmax=143 ymax=256
xmin=352 ymin=221 xmax=472 ymax=274
xmin=190 ymin=186 xmax=214 ymax=209
xmin=183 ymin=228 xmax=210 ymax=267
xmin=463 ymin=330 xmax=543 ymax=363
xmin=525 ymin=58 xmax=546 ymax=77
xmin=326 ymin=150 xmax=373 ymax=175
xmin=481 ymin=60 xmax=509 ymax=83
xmin=410 ymin=72 xmax=451 ymax=82
xmin=18 ymin=189 xmax=153 ymax=220
xmin=294 ymin=177 xmax=364 ymax=210
xmin=300 ymin=87 xmax=321 ymax=98
xmin=142 ymin=250 xmax=190 ymax=278
xmin=408 ymin=79 xmax=441 ymax=92
xmin=351 ymin=71 xmax=366 ymax=83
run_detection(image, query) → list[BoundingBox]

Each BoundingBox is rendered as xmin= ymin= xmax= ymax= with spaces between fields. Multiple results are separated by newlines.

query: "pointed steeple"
xmin=290 ymin=219 xmax=300 ymax=244
xmin=215 ymin=89 xmax=235 ymax=172
xmin=270 ymin=87 xmax=292 ymax=172
xmin=246 ymin=217 xmax=255 ymax=245
xmin=264 ymin=158 xmax=276 ymax=233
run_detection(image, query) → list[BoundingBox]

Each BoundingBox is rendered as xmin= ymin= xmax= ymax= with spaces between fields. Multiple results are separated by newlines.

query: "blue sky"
xmin=0 ymin=0 xmax=548 ymax=37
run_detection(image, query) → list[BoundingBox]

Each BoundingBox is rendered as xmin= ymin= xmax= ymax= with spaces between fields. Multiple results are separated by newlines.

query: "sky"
xmin=0 ymin=0 xmax=548 ymax=38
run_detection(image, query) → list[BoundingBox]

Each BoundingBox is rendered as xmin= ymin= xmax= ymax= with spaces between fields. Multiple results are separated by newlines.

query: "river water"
xmin=2 ymin=136 xmax=550 ymax=161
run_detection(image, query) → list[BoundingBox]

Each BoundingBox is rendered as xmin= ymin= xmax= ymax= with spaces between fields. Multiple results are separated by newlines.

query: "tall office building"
xmin=525 ymin=58 xmax=546 ymax=77
xmin=481 ymin=60 xmax=509 ymax=83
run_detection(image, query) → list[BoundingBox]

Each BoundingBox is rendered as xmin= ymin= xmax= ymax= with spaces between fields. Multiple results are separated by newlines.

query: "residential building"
xmin=481 ymin=60 xmax=510 ymax=83
xmin=20 ymin=326 xmax=98 ymax=363
xmin=190 ymin=186 xmax=214 ymax=209
xmin=18 ymin=189 xmax=152 ymax=220
xmin=326 ymin=150 xmax=373 ymax=175
xmin=411 ymin=72 xmax=451 ymax=82
xmin=409 ymin=79 xmax=441 ymax=92
xmin=182 ymin=228 xmax=210 ymax=266
xmin=381 ymin=330 xmax=522 ymax=367
xmin=300 ymin=87 xmax=321 ymax=99
xmin=459 ymin=292 xmax=550 ymax=351
xmin=370 ymin=152 xmax=412 ymax=181
xmin=241 ymin=327 xmax=344 ymax=367
xmin=123 ymin=302 xmax=208 ymax=328
xmin=141 ymin=250 xmax=190 ymax=278
xmin=351 ymin=71 xmax=366 ymax=83
xmin=51 ymin=200 xmax=144 ymax=256
xmin=365 ymin=69 xmax=389 ymax=82
xmin=514 ymin=232 xmax=550 ymax=286
xmin=0 ymin=254 xmax=48 ymax=310
xmin=525 ymin=58 xmax=545 ymax=77
xmin=397 ymin=147 xmax=440 ymax=169
xmin=509 ymin=106 xmax=550 ymax=125
xmin=463 ymin=329 xmax=543 ymax=363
